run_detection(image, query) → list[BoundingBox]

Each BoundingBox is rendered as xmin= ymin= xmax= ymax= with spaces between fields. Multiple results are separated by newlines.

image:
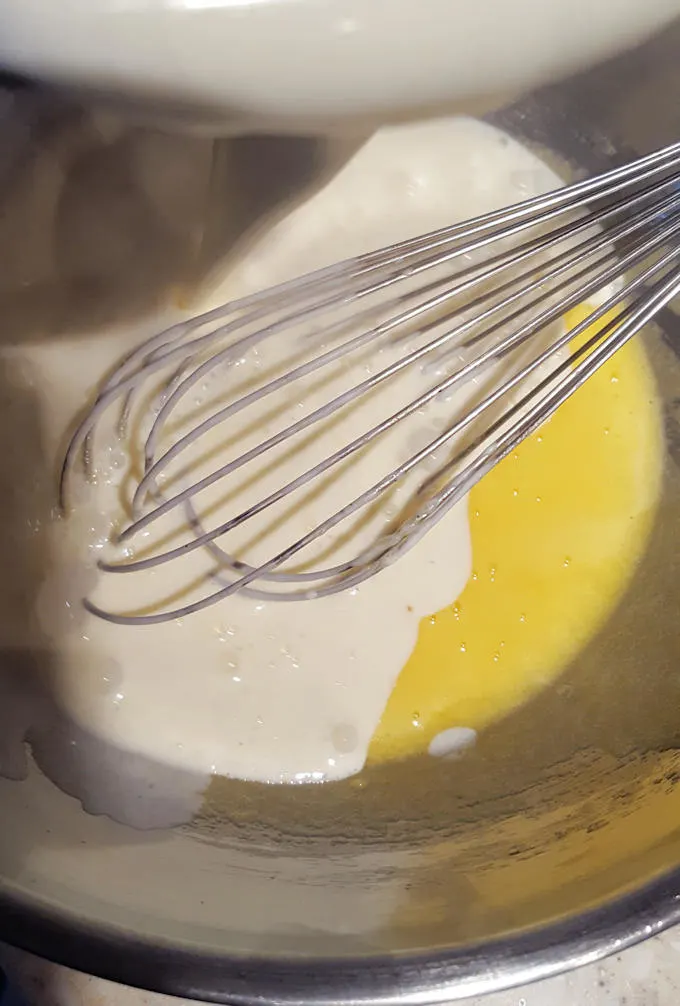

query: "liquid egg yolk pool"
xmin=370 ymin=306 xmax=663 ymax=765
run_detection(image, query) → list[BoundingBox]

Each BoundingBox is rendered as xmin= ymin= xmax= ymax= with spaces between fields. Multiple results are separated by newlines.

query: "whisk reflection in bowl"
xmin=60 ymin=142 xmax=680 ymax=625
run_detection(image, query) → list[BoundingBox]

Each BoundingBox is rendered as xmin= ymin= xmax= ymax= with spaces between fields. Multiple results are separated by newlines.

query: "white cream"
xmin=0 ymin=117 xmax=569 ymax=827
xmin=428 ymin=727 xmax=477 ymax=759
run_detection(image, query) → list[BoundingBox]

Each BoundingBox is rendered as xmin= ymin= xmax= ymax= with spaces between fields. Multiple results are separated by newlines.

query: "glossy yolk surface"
xmin=369 ymin=307 xmax=664 ymax=764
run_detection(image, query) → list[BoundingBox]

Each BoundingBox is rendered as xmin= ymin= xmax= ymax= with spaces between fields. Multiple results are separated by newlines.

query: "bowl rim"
xmin=1 ymin=866 xmax=680 ymax=1003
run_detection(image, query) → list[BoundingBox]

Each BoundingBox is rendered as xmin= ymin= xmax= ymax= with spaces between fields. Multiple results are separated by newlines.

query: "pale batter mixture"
xmin=0 ymin=117 xmax=600 ymax=827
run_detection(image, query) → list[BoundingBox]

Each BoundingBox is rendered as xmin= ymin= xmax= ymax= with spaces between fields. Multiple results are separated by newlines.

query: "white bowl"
xmin=0 ymin=0 xmax=678 ymax=133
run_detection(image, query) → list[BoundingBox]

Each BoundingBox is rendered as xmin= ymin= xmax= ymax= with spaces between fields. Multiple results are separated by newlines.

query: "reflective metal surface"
xmin=0 ymin=21 xmax=679 ymax=1004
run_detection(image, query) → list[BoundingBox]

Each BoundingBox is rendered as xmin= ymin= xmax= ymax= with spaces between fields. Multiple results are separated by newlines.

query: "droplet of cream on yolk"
xmin=369 ymin=307 xmax=663 ymax=765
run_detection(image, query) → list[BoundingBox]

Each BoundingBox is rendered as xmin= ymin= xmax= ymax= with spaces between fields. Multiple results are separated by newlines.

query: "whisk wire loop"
xmin=61 ymin=143 xmax=680 ymax=625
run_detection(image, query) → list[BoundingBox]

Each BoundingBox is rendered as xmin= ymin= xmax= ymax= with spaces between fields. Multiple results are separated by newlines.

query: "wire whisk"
xmin=60 ymin=141 xmax=680 ymax=625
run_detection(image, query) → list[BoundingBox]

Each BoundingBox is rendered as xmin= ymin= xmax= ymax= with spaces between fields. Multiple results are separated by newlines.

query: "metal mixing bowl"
xmin=0 ymin=20 xmax=679 ymax=1004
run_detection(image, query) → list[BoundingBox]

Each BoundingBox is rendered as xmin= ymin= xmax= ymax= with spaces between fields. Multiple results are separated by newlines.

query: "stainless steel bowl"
xmin=0 ymin=21 xmax=679 ymax=1004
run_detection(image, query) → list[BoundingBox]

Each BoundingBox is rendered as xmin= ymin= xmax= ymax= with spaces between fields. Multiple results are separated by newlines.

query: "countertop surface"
xmin=3 ymin=928 xmax=680 ymax=1006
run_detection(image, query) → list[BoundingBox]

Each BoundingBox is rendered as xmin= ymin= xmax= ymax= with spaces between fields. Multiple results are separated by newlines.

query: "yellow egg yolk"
xmin=369 ymin=307 xmax=664 ymax=764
